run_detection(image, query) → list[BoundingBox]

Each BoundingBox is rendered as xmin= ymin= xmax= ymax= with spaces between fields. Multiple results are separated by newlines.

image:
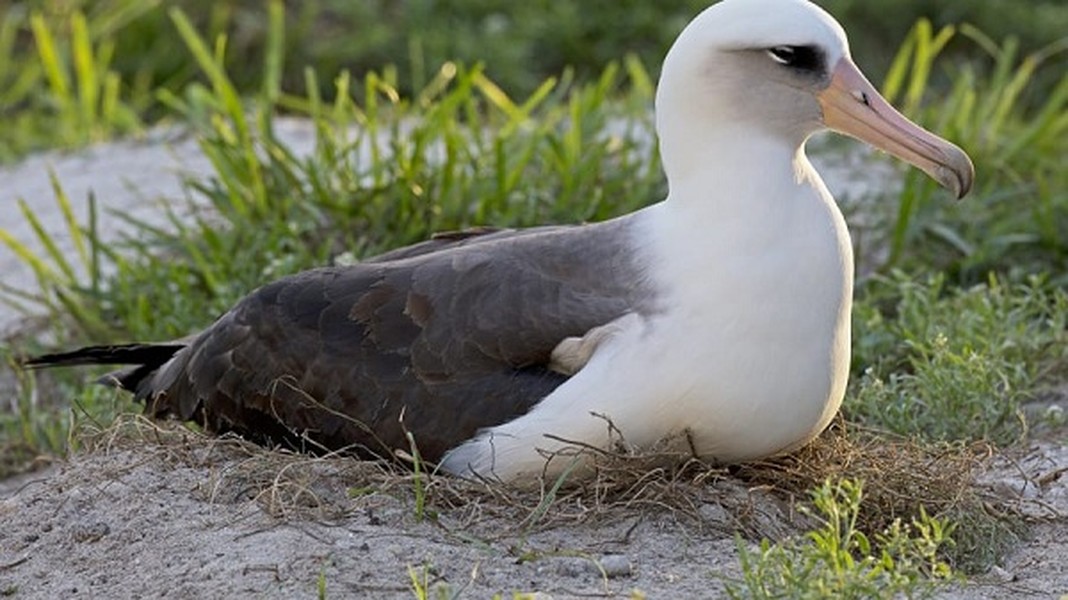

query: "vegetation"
xmin=874 ymin=19 xmax=1068 ymax=279
xmin=1 ymin=0 xmax=1066 ymax=594
xmin=3 ymin=0 xmax=1065 ymax=159
xmin=850 ymin=272 xmax=1068 ymax=445
xmin=726 ymin=479 xmax=954 ymax=599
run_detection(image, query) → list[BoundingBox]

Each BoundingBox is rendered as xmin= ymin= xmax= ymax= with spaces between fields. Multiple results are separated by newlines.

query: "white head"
xmin=656 ymin=0 xmax=973 ymax=198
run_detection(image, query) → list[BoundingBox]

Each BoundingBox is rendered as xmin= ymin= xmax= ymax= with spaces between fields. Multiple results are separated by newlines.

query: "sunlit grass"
xmin=0 ymin=2 xmax=152 ymax=160
xmin=877 ymin=19 xmax=1068 ymax=279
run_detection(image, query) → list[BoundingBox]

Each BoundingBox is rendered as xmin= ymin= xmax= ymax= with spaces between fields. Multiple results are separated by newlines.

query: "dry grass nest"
xmin=69 ymin=413 xmax=1021 ymax=567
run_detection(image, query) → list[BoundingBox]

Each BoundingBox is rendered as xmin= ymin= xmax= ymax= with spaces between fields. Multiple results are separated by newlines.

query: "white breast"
xmin=637 ymin=155 xmax=853 ymax=460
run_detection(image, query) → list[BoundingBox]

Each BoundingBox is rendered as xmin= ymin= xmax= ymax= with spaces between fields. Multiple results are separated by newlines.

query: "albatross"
xmin=27 ymin=0 xmax=973 ymax=481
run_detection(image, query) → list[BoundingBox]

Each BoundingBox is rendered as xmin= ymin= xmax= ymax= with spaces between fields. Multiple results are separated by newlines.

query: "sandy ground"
xmin=0 ymin=428 xmax=751 ymax=599
xmin=1 ymin=124 xmax=1065 ymax=598
xmin=0 ymin=427 xmax=1065 ymax=599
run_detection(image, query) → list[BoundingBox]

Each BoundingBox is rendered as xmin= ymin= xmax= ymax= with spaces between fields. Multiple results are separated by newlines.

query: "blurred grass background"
xmin=3 ymin=0 xmax=1066 ymax=160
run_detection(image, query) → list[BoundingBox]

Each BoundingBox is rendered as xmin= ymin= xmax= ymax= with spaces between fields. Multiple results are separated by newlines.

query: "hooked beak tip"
xmin=941 ymin=146 xmax=975 ymax=200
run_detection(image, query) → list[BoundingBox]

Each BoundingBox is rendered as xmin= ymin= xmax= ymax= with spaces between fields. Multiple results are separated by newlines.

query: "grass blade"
xmin=16 ymin=198 xmax=75 ymax=283
xmin=30 ymin=12 xmax=70 ymax=101
xmin=71 ymin=11 xmax=98 ymax=132
xmin=50 ymin=169 xmax=90 ymax=274
xmin=262 ymin=0 xmax=284 ymax=103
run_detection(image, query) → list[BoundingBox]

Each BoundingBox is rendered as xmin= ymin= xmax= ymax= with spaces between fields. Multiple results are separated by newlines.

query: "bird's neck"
xmin=659 ymin=128 xmax=818 ymax=221
xmin=639 ymin=126 xmax=847 ymax=296
xmin=639 ymin=127 xmax=852 ymax=323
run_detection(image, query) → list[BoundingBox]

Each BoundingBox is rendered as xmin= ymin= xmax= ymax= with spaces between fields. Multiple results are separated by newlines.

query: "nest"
xmin=71 ymin=412 xmax=1017 ymax=570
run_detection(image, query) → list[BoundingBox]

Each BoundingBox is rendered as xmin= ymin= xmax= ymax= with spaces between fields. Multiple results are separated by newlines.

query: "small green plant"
xmin=408 ymin=564 xmax=453 ymax=600
xmin=408 ymin=563 xmax=553 ymax=600
xmin=849 ymin=272 xmax=1068 ymax=444
xmin=0 ymin=343 xmax=138 ymax=477
xmin=0 ymin=181 xmax=115 ymax=340
xmin=405 ymin=429 xmax=431 ymax=523
xmin=0 ymin=348 xmax=57 ymax=477
xmin=726 ymin=478 xmax=954 ymax=599
xmin=317 ymin=560 xmax=328 ymax=600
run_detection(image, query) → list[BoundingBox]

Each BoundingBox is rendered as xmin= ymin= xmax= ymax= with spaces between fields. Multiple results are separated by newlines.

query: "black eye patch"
xmin=766 ymin=45 xmax=824 ymax=73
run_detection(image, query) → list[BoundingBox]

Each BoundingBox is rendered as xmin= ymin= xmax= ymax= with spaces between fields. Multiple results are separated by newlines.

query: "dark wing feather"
xmin=140 ymin=216 xmax=648 ymax=461
xmin=358 ymin=226 xmax=513 ymax=263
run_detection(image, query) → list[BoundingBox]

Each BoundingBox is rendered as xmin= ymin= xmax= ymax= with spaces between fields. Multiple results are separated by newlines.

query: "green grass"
xmin=725 ymin=478 xmax=954 ymax=599
xmin=1 ymin=0 xmax=1066 ymax=593
xmin=849 ymin=272 xmax=1068 ymax=445
xmin=874 ymin=19 xmax=1068 ymax=280
xmin=408 ymin=563 xmax=557 ymax=600
xmin=5 ymin=7 xmax=661 ymax=346
xmin=4 ymin=1 xmax=1065 ymax=162
xmin=0 ymin=2 xmax=151 ymax=160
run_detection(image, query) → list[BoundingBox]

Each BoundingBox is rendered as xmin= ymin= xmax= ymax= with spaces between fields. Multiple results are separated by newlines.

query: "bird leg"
xmin=549 ymin=313 xmax=639 ymax=376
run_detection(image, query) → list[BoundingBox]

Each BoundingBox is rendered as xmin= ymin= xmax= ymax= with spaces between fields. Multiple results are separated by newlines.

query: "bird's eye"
xmin=766 ymin=45 xmax=823 ymax=72
xmin=767 ymin=46 xmax=796 ymax=65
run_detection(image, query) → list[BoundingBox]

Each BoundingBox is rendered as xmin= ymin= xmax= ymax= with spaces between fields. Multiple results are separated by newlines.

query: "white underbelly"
xmin=619 ymin=193 xmax=854 ymax=460
xmin=662 ymin=307 xmax=847 ymax=460
xmin=587 ymin=292 xmax=849 ymax=462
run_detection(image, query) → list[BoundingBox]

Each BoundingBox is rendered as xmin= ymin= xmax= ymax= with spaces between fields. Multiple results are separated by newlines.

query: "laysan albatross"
xmin=26 ymin=0 xmax=973 ymax=481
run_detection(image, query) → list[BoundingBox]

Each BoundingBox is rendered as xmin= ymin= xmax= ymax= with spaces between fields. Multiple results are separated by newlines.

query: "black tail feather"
xmin=23 ymin=343 xmax=186 ymax=394
xmin=22 ymin=343 xmax=185 ymax=369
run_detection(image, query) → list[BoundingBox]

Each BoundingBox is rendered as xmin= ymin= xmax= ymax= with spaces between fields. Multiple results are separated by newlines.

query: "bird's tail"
xmin=23 ymin=343 xmax=186 ymax=394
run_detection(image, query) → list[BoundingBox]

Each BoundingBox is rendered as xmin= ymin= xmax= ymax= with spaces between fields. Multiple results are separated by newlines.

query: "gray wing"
xmin=359 ymin=226 xmax=514 ymax=263
xmin=143 ymin=216 xmax=651 ymax=462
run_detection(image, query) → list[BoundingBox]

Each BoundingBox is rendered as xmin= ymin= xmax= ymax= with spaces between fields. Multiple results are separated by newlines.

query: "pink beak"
xmin=817 ymin=58 xmax=974 ymax=199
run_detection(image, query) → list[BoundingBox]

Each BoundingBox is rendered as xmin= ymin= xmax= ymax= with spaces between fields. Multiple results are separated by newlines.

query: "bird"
xmin=25 ymin=0 xmax=973 ymax=482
